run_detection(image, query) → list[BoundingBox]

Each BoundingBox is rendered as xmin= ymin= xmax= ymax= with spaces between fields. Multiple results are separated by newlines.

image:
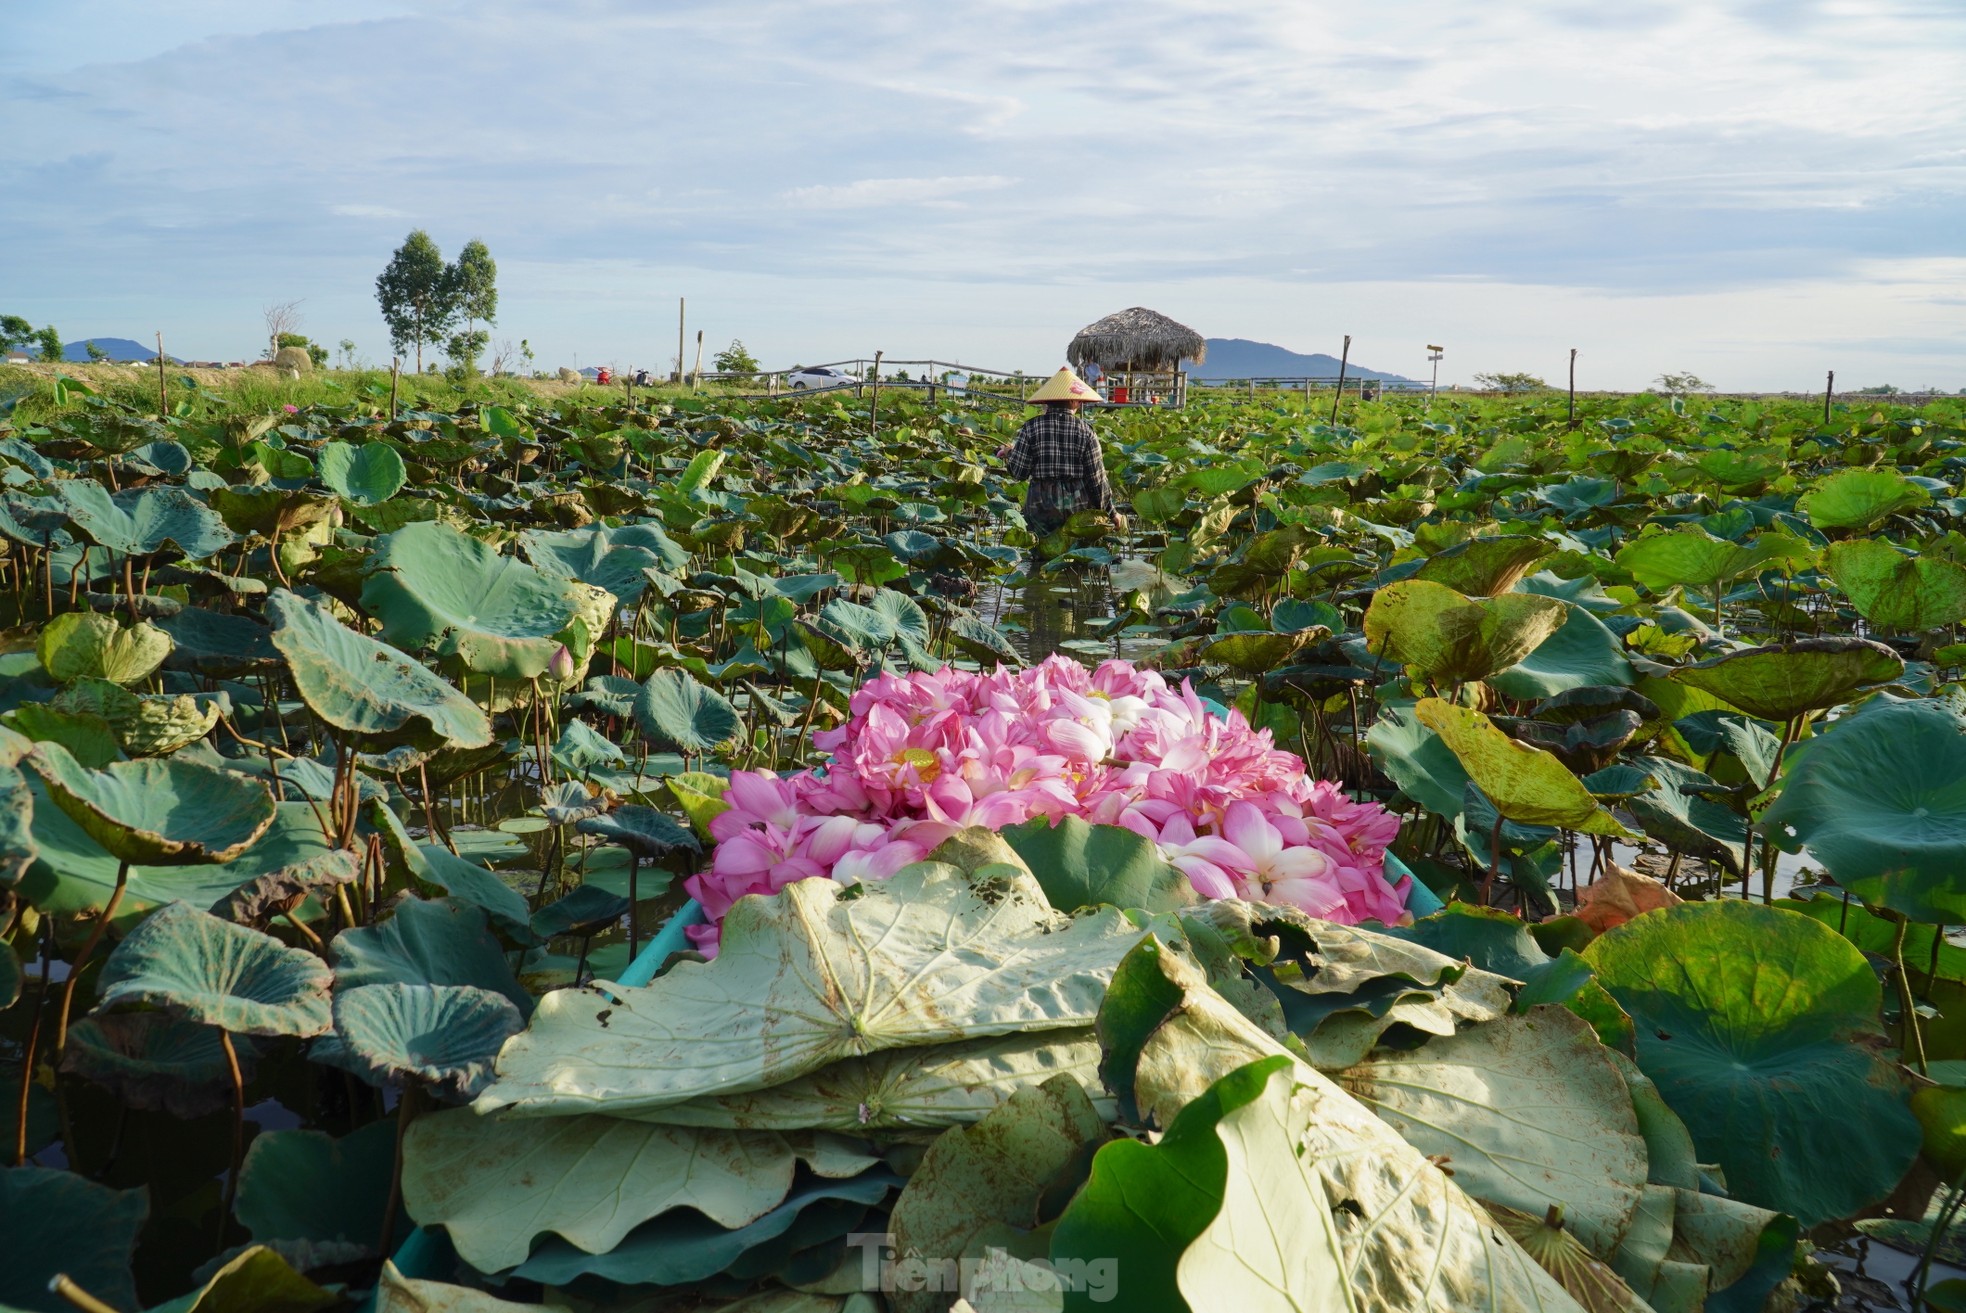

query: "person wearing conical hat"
xmin=993 ymin=366 xmax=1117 ymax=547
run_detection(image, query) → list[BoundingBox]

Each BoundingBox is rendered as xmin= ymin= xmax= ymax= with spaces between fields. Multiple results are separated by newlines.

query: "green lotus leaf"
xmin=1823 ymin=539 xmax=1966 ymax=632
xmin=1671 ymin=636 xmax=1902 ymax=723
xmin=410 ymin=844 xmax=535 ymax=941
xmin=98 ymin=900 xmax=332 ymax=1037
xmin=1066 ymin=941 xmax=1581 ymax=1312
xmin=1490 ymin=602 xmax=1633 ymax=701
xmin=5 ymin=703 xmax=120 ymax=769
xmin=1364 ymin=579 xmax=1568 ymax=684
xmin=1623 ymin=758 xmax=1745 ymax=875
xmin=1613 ymin=527 xmax=1811 ymax=594
xmin=213 ymin=847 xmax=360 ymax=926
xmin=475 ymin=863 xmax=1143 ymax=1118
xmin=1797 ymin=465 xmax=1931 ymax=533
xmin=1195 ymin=628 xmax=1310 ymax=673
xmin=159 ymin=607 xmax=277 ymax=678
xmin=632 ymin=667 xmax=741 ymax=755
xmin=529 ymin=883 xmax=632 ymax=943
xmin=1375 ymin=900 xmax=1552 ymax=977
xmin=34 ymin=610 xmax=171 ymax=685
xmin=1365 ymin=702 xmax=1471 ymax=820
xmin=143 ymin=1245 xmax=337 ymax=1313
xmin=61 ymin=1012 xmax=259 ymax=1118
xmin=1582 ymin=901 xmax=1918 ymax=1226
xmin=947 ymin=612 xmax=1023 ymax=666
xmin=332 ymin=897 xmax=530 ymax=1016
xmin=511 ymin=1170 xmax=895 ymax=1287
xmin=17 ymin=791 xmax=338 ymax=921
xmin=1410 ymin=534 xmax=1552 ymax=596
xmin=403 ymin=1107 xmax=880 ymax=1273
xmin=1415 ymin=699 xmax=1633 ymax=835
xmin=330 ymin=982 xmax=522 ymax=1100
xmin=317 ymin=439 xmax=407 ymax=506
xmin=0 ymin=758 xmax=34 ymax=888
xmin=207 ymin=483 xmax=336 ymax=538
xmin=52 ymin=479 xmax=237 ymax=558
xmin=888 ymin=1075 xmax=1108 ymax=1313
xmin=26 ymin=744 xmax=276 ymax=864
xmin=1339 ymin=1007 xmax=1649 ymax=1257
xmin=361 ymin=520 xmax=611 ymax=682
xmin=1912 ymin=1085 xmax=1966 ymax=1180
xmin=997 ymin=816 xmax=1195 ymax=916
xmin=267 ymin=589 xmax=492 ymax=750
xmin=637 ymin=1029 xmax=1110 ymax=1132
xmin=0 ymin=1165 xmax=148 ymax=1313
xmin=1763 ymin=695 xmax=1966 ymax=922
xmin=0 ymin=934 xmax=18 ymax=1012
xmin=575 ymin=805 xmax=700 ymax=859
xmin=520 ymin=525 xmax=674 ymax=605
xmin=236 ymin=1118 xmax=399 ymax=1250
xmin=375 ymin=1261 xmax=574 ymax=1313
xmin=50 ymin=680 xmax=224 ymax=757
xmin=548 ymin=718 xmax=626 ymax=775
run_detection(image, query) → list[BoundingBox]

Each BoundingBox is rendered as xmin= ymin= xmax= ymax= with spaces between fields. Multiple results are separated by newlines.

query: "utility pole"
xmin=1824 ymin=370 xmax=1835 ymax=425
xmin=1567 ymin=348 xmax=1578 ymax=426
xmin=1427 ymin=345 xmax=1444 ymax=400
xmin=675 ymin=298 xmax=685 ymax=384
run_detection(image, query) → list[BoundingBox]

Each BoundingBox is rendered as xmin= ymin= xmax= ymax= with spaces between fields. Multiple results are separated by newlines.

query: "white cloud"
xmin=331 ymin=203 xmax=409 ymax=219
xmin=780 ymin=176 xmax=1016 ymax=209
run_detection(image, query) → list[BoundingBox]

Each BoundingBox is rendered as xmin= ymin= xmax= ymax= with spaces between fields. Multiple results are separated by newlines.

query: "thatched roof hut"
xmin=1066 ymin=307 xmax=1206 ymax=373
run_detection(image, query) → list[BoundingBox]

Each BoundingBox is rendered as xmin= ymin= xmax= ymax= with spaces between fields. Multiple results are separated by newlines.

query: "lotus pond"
xmin=5 ymin=374 xmax=1966 ymax=1312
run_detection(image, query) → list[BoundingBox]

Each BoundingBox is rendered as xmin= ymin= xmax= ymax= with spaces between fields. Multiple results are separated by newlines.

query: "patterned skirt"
xmin=1023 ymin=477 xmax=1096 ymax=539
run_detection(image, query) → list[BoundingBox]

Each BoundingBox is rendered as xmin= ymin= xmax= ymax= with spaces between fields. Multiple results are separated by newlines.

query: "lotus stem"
xmin=627 ymin=854 xmax=640 ymax=960
xmin=377 ymin=1083 xmax=419 ymax=1258
xmin=216 ymin=1030 xmax=246 ymax=1248
xmin=283 ymin=912 xmax=327 ymax=955
xmin=47 ymin=1275 xmax=121 ymax=1313
xmin=54 ymin=862 xmax=131 ymax=1064
xmin=1912 ymin=1167 xmax=1966 ymax=1304
xmin=12 ymin=919 xmax=53 ymax=1164
xmin=1886 ymin=909 xmax=1929 ymax=1074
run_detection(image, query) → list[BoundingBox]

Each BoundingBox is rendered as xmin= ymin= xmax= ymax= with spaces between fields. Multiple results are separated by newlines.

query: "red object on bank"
xmin=1110 ymin=385 xmax=1130 ymax=403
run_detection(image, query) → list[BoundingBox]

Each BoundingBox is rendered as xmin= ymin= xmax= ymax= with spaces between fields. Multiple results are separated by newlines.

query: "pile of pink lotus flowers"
xmin=686 ymin=656 xmax=1406 ymax=953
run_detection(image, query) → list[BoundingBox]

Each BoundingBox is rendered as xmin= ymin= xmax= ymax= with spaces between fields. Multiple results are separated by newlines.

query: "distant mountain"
xmin=64 ymin=338 xmax=180 ymax=363
xmin=1188 ymin=338 xmax=1410 ymax=382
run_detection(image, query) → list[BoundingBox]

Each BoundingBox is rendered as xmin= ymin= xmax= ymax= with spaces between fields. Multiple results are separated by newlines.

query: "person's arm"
xmin=1001 ymin=425 xmax=1034 ymax=479
xmin=1081 ymin=424 xmax=1115 ymax=510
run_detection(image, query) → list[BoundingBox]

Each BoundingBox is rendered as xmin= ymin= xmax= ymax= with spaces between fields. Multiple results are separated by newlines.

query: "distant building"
xmin=3 ymin=352 xmax=29 ymax=365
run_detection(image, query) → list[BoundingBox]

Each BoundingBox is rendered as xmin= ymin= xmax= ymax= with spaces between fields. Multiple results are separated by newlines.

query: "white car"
xmin=787 ymin=366 xmax=853 ymax=390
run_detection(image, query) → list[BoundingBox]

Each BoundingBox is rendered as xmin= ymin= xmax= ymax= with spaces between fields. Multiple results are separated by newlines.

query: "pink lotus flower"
xmin=686 ymin=658 xmax=1404 ymax=953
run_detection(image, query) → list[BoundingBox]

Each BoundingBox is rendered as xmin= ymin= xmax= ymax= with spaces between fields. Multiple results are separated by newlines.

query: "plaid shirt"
xmin=1004 ymin=407 xmax=1113 ymax=510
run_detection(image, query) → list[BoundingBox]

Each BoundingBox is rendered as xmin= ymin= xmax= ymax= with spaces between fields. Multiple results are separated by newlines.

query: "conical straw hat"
xmin=1028 ymin=367 xmax=1101 ymax=405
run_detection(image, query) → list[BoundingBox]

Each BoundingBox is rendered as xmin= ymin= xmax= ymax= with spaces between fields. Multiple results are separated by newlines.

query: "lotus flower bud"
xmin=547 ymin=644 xmax=576 ymax=682
xmin=328 ymin=503 xmax=345 ymax=529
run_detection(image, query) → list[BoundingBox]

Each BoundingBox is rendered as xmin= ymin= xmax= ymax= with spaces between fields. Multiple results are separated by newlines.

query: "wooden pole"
xmin=390 ymin=357 xmax=400 ymax=420
xmin=1329 ymin=335 xmax=1352 ymax=424
xmin=1824 ymin=370 xmax=1835 ymax=424
xmin=870 ymin=350 xmax=884 ymax=442
xmin=1568 ymin=348 xmax=1578 ymax=426
xmin=675 ymin=298 xmax=685 ymax=384
xmin=155 ymin=333 xmax=167 ymax=417
xmin=691 ymin=330 xmax=704 ymax=389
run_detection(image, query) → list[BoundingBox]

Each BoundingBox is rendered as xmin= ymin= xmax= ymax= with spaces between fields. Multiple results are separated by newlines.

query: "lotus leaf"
xmin=236 ymin=1118 xmax=400 ymax=1249
xmin=1824 ymin=538 xmax=1966 ymax=632
xmin=1363 ymin=579 xmax=1568 ymax=684
xmin=521 ymin=524 xmax=674 ymax=604
xmin=411 ymin=844 xmax=535 ymax=940
xmin=51 ymin=479 xmax=236 ymax=558
xmin=1377 ymin=899 xmax=1551 ymax=977
xmin=1080 ymin=942 xmax=1583 ymax=1311
xmin=1339 ymin=1007 xmax=1649 ymax=1256
xmin=97 ymin=900 xmax=332 ymax=1037
xmin=143 ymin=1245 xmax=337 ymax=1313
xmin=1486 ymin=1203 xmax=1654 ymax=1313
xmin=1613 ymin=527 xmax=1810 ymax=594
xmin=6 ymin=703 xmax=120 ymax=769
xmin=1583 ymin=901 xmax=1918 ymax=1226
xmin=159 ymin=606 xmax=277 ymax=677
xmin=1490 ymin=602 xmax=1633 ymax=700
xmin=330 ymin=982 xmax=523 ymax=1099
xmin=268 ymin=589 xmax=492 ymax=749
xmin=1671 ymin=636 xmax=1902 ymax=723
xmin=1415 ymin=699 xmax=1633 ymax=835
xmin=332 ymin=897 xmax=530 ymax=1015
xmin=374 ymin=1261 xmax=573 ymax=1313
xmin=576 ymin=804 xmax=700 ymax=859
xmin=888 ymin=1075 xmax=1107 ymax=1313
xmin=1797 ymin=465 xmax=1931 ymax=533
xmin=1410 ymin=533 xmax=1552 ymax=596
xmin=1763 ymin=694 xmax=1966 ymax=922
xmin=26 ymin=744 xmax=277 ymax=864
xmin=213 ymin=848 xmax=360 ymax=926
xmin=634 ymin=667 xmax=741 ymax=755
xmin=475 ymin=863 xmax=1143 ymax=1117
xmin=61 ymin=1012 xmax=258 ymax=1117
xmin=402 ymin=1108 xmax=880 ymax=1273
xmin=1196 ymin=629 xmax=1308 ymax=672
xmin=0 ymin=758 xmax=33 ymax=887
xmin=35 ymin=610 xmax=171 ymax=685
xmin=1623 ymin=758 xmax=1745 ymax=873
xmin=17 ymin=792 xmax=337 ymax=921
xmin=0 ymin=1165 xmax=148 ymax=1313
xmin=1365 ymin=702 xmax=1471 ymax=819
xmin=362 ymin=521 xmax=611 ymax=682
xmin=511 ymin=1170 xmax=896 ymax=1286
xmin=317 ymin=439 xmax=407 ymax=506
xmin=997 ymin=816 xmax=1195 ymax=915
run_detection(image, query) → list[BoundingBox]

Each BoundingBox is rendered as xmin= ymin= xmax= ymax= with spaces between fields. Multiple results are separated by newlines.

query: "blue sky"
xmin=3 ymin=0 xmax=1963 ymax=389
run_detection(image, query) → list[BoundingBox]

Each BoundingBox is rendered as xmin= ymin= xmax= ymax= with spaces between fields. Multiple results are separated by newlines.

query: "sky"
xmin=2 ymin=0 xmax=1963 ymax=390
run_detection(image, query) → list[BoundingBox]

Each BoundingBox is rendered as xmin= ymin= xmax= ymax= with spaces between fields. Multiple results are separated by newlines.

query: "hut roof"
xmin=1066 ymin=307 xmax=1207 ymax=372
